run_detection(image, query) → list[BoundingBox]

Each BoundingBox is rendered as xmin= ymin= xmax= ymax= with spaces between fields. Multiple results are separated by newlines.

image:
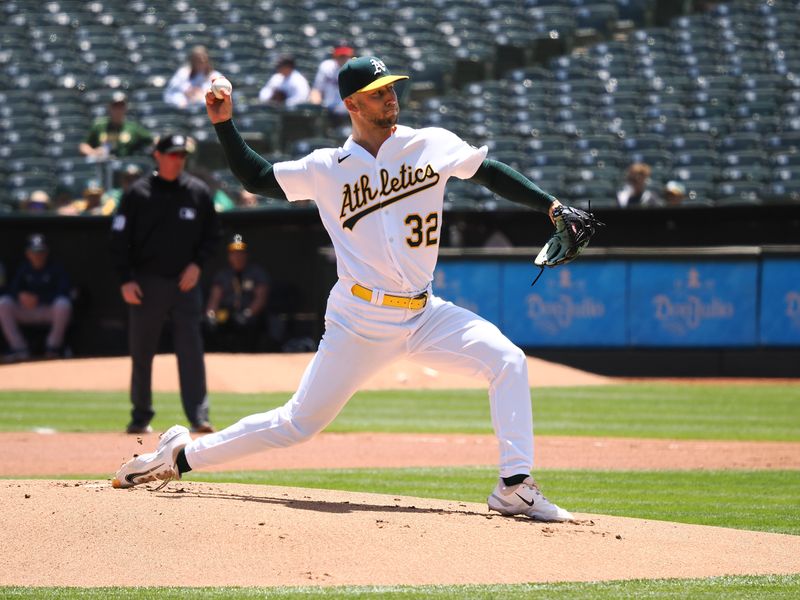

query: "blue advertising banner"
xmin=501 ymin=261 xmax=627 ymax=346
xmin=630 ymin=261 xmax=758 ymax=347
xmin=759 ymin=258 xmax=800 ymax=346
xmin=433 ymin=261 xmax=501 ymax=324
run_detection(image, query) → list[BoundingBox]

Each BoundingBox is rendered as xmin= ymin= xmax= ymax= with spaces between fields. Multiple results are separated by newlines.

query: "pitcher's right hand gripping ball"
xmin=534 ymin=205 xmax=603 ymax=268
xmin=210 ymin=76 xmax=232 ymax=99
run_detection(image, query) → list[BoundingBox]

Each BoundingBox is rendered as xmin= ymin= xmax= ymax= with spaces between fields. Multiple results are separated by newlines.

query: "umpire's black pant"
xmin=128 ymin=274 xmax=209 ymax=428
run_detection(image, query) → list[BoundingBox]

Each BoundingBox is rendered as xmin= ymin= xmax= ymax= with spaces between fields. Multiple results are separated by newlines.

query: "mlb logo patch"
xmin=111 ymin=215 xmax=126 ymax=231
xmin=179 ymin=207 xmax=196 ymax=220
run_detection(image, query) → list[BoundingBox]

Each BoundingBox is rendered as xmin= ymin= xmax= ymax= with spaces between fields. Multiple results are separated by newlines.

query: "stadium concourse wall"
xmin=1 ymin=203 xmax=799 ymax=377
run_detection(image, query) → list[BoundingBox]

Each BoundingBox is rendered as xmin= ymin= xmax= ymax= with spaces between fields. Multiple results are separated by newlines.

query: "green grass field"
xmin=2 ymin=383 xmax=798 ymax=598
xmin=3 ymin=575 xmax=800 ymax=599
xmin=2 ymin=383 xmax=799 ymax=440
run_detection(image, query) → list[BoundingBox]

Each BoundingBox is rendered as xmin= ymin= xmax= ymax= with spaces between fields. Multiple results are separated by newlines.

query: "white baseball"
xmin=210 ymin=77 xmax=232 ymax=99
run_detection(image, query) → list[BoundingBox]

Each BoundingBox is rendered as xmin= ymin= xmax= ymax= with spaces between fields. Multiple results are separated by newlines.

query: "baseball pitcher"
xmin=114 ymin=56 xmax=600 ymax=521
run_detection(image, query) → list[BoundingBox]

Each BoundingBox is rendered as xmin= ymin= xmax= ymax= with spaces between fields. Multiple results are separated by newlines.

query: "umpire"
xmin=110 ymin=133 xmax=222 ymax=434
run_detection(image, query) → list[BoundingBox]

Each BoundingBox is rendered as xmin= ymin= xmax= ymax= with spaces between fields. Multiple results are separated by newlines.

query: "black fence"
xmin=1 ymin=203 xmax=799 ymax=375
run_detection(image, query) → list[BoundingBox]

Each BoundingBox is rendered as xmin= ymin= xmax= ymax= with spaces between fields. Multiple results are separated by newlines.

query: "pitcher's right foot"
xmin=488 ymin=476 xmax=573 ymax=522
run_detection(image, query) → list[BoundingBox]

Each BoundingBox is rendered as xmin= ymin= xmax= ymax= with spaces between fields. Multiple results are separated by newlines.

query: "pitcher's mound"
xmin=2 ymin=480 xmax=799 ymax=587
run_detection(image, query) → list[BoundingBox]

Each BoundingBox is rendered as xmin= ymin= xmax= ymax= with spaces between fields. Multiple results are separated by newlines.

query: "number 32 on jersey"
xmin=405 ymin=212 xmax=439 ymax=247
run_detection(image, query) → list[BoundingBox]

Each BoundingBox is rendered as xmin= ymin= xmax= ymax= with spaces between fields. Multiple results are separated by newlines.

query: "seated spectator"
xmin=309 ymin=41 xmax=355 ymax=127
xmin=258 ymin=55 xmax=310 ymax=108
xmin=663 ymin=180 xmax=687 ymax=207
xmin=79 ymin=92 xmax=153 ymax=159
xmin=58 ymin=180 xmax=116 ymax=216
xmin=51 ymin=187 xmax=74 ymax=213
xmin=20 ymin=190 xmax=52 ymax=214
xmin=0 ymin=234 xmax=73 ymax=362
xmin=617 ymin=163 xmax=663 ymax=208
xmin=204 ymin=234 xmax=269 ymax=352
xmin=164 ymin=45 xmax=222 ymax=109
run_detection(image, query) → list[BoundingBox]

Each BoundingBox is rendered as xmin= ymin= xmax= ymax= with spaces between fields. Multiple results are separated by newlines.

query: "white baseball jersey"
xmin=184 ymin=122 xmax=538 ymax=485
xmin=274 ymin=125 xmax=488 ymax=292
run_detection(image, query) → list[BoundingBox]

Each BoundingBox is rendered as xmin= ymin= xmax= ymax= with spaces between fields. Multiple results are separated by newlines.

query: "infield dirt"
xmin=1 ymin=354 xmax=798 ymax=587
xmin=2 ymin=480 xmax=800 ymax=587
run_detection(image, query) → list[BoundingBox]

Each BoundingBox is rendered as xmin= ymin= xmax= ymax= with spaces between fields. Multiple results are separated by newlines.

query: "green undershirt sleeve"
xmin=213 ymin=119 xmax=287 ymax=200
xmin=468 ymin=159 xmax=557 ymax=214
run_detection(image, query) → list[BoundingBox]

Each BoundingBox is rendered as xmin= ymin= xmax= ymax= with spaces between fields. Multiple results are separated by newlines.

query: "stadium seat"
xmin=715 ymin=180 xmax=763 ymax=205
xmin=524 ymin=165 xmax=568 ymax=192
xmin=734 ymin=101 xmax=779 ymax=120
xmin=522 ymin=136 xmax=569 ymax=153
xmin=482 ymin=136 xmax=522 ymax=153
xmin=771 ymin=152 xmax=800 ymax=168
xmin=719 ymin=150 xmax=767 ymax=169
xmin=643 ymin=117 xmax=688 ymax=137
xmin=626 ymin=149 xmax=673 ymax=169
xmin=685 ymin=117 xmax=731 ymax=137
xmin=768 ymin=180 xmax=800 ymax=203
xmin=443 ymin=179 xmax=481 ymax=210
xmin=717 ymin=132 xmax=763 ymax=153
xmin=736 ymin=116 xmax=781 ymax=135
xmin=566 ymin=179 xmax=618 ymax=201
xmin=619 ymin=133 xmax=666 ymax=152
xmin=773 ymin=167 xmax=800 ymax=184
xmin=527 ymin=150 xmax=573 ymax=167
xmin=672 ymin=164 xmax=718 ymax=184
xmin=6 ymin=158 xmax=51 ymax=174
xmin=573 ymin=149 xmax=624 ymax=169
xmin=574 ymin=3 xmax=619 ymax=37
xmin=289 ymin=137 xmax=337 ymax=159
xmin=573 ymin=134 xmax=619 ymax=153
xmin=675 ymin=151 xmax=718 ymax=168
xmin=0 ymin=142 xmax=44 ymax=161
xmin=669 ymin=133 xmax=714 ymax=152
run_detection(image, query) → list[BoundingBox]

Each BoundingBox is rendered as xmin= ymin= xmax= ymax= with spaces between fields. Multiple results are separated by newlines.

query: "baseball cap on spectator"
xmin=664 ymin=180 xmax=686 ymax=197
xmin=84 ymin=180 xmax=103 ymax=196
xmin=26 ymin=233 xmax=48 ymax=253
xmin=227 ymin=233 xmax=247 ymax=252
xmin=28 ymin=190 xmax=51 ymax=208
xmin=120 ymin=164 xmax=143 ymax=183
xmin=110 ymin=91 xmax=127 ymax=105
xmin=154 ymin=134 xmax=196 ymax=154
xmin=338 ymin=56 xmax=409 ymax=99
xmin=333 ymin=42 xmax=354 ymax=58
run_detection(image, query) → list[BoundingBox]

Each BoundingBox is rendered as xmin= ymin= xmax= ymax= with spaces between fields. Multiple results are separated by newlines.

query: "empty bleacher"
xmin=1 ymin=0 xmax=799 ymax=212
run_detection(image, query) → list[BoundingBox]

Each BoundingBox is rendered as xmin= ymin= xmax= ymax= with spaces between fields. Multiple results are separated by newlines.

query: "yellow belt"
xmin=351 ymin=284 xmax=428 ymax=310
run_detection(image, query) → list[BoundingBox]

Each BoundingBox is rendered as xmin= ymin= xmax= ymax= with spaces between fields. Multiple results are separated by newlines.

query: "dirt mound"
xmin=2 ymin=480 xmax=799 ymax=587
xmin=0 ymin=353 xmax=613 ymax=393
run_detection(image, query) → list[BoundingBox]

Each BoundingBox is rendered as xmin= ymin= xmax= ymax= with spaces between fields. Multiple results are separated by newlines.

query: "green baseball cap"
xmin=338 ymin=56 xmax=409 ymax=99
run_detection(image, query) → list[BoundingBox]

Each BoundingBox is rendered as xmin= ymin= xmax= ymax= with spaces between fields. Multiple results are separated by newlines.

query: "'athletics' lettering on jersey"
xmin=340 ymin=164 xmax=440 ymax=230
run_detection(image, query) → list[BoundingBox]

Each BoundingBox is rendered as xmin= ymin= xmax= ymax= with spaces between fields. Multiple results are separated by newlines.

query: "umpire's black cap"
xmin=338 ymin=56 xmax=409 ymax=99
xmin=154 ymin=134 xmax=196 ymax=154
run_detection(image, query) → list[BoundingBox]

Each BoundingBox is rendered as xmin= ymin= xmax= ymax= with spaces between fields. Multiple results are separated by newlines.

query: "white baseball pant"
xmin=185 ymin=279 xmax=534 ymax=477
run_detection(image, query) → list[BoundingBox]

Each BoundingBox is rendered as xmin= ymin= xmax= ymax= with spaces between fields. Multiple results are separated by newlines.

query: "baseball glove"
xmin=532 ymin=205 xmax=603 ymax=285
